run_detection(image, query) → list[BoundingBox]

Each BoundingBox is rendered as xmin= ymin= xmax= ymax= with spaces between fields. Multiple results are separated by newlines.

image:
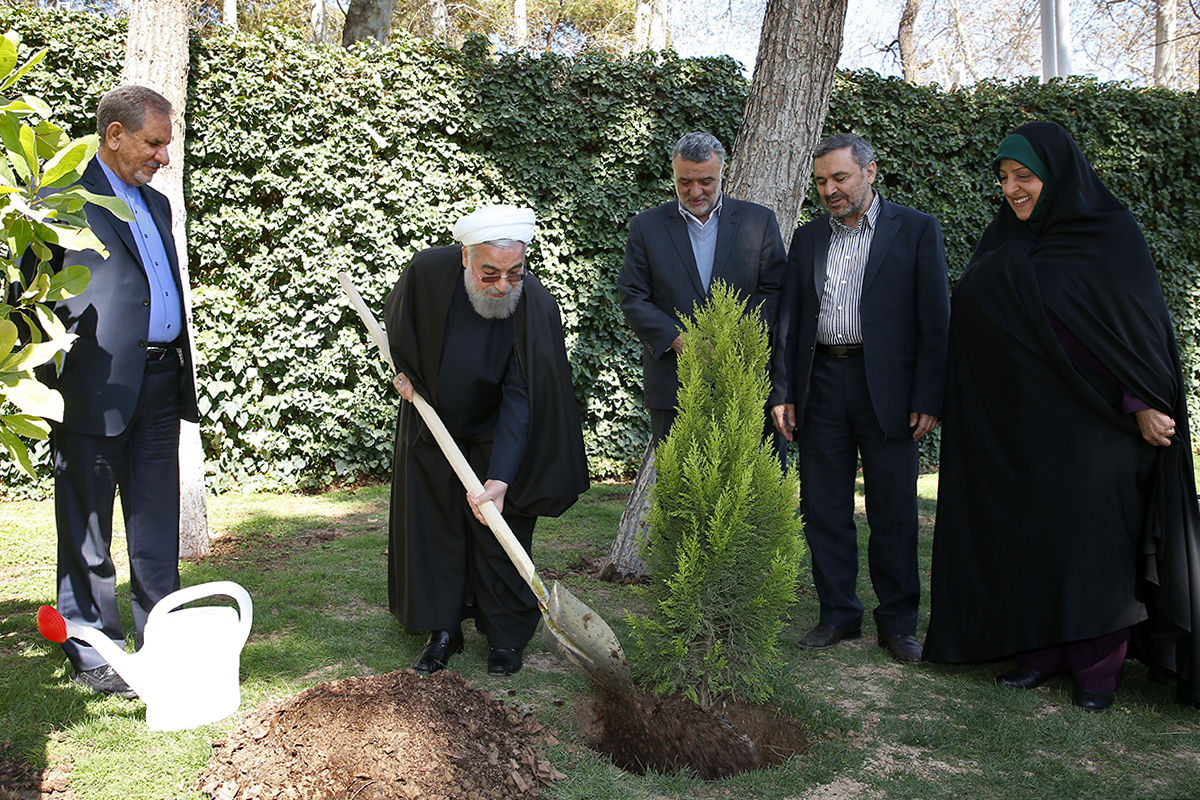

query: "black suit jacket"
xmin=45 ymin=158 xmax=198 ymax=435
xmin=617 ymin=196 xmax=786 ymax=409
xmin=770 ymin=194 xmax=950 ymax=440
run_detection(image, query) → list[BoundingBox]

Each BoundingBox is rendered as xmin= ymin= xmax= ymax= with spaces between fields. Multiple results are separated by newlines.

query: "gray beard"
xmin=464 ymin=271 xmax=523 ymax=319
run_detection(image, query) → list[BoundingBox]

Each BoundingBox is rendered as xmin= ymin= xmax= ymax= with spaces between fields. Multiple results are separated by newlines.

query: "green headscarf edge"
xmin=993 ymin=133 xmax=1048 ymax=226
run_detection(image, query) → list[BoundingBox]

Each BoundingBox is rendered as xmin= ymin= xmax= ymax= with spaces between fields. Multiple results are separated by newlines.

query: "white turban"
xmin=451 ymin=205 xmax=536 ymax=246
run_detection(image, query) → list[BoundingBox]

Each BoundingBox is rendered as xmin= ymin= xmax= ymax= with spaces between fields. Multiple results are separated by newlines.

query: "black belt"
xmin=816 ymin=343 xmax=863 ymax=358
xmin=145 ymin=343 xmax=181 ymax=362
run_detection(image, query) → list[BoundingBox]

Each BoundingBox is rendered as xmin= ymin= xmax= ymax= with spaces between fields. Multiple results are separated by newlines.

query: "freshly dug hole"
xmin=577 ymin=685 xmax=810 ymax=779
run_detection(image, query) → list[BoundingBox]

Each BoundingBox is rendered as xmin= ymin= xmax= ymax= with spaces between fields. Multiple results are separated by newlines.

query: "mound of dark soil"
xmin=577 ymin=687 xmax=810 ymax=780
xmin=197 ymin=670 xmax=563 ymax=800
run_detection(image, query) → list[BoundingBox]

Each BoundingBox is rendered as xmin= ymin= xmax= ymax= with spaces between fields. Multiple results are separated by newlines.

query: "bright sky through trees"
xmin=670 ymin=0 xmax=1199 ymax=88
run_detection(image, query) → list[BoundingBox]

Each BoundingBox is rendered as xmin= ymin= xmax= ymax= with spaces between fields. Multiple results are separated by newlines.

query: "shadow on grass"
xmin=0 ymin=588 xmax=150 ymax=779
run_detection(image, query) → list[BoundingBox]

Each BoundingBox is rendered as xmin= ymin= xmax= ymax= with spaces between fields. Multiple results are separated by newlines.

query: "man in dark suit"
xmin=618 ymin=131 xmax=786 ymax=443
xmin=770 ymin=132 xmax=949 ymax=664
xmin=46 ymin=86 xmax=198 ymax=695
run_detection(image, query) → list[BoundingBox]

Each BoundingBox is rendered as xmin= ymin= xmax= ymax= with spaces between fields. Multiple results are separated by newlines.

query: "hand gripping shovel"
xmin=338 ymin=272 xmax=631 ymax=689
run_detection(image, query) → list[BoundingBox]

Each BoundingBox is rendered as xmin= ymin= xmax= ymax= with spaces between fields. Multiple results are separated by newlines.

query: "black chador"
xmin=924 ymin=123 xmax=1200 ymax=705
xmin=384 ymin=245 xmax=588 ymax=649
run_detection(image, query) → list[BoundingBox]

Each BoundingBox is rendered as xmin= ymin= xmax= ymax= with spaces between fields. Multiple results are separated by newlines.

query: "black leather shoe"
xmin=71 ymin=665 xmax=137 ymax=698
xmin=995 ymin=668 xmax=1057 ymax=690
xmin=1073 ymin=687 xmax=1115 ymax=712
xmin=799 ymin=623 xmax=861 ymax=650
xmin=487 ymin=647 xmax=523 ymax=676
xmin=878 ymin=633 xmax=922 ymax=663
xmin=1176 ymin=681 xmax=1200 ymax=709
xmin=413 ymin=629 xmax=463 ymax=675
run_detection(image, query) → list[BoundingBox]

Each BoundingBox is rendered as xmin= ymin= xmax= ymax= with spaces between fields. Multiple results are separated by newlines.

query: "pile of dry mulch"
xmin=197 ymin=670 xmax=564 ymax=800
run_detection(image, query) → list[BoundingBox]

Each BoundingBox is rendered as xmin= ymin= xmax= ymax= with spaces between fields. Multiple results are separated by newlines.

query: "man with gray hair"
xmin=41 ymin=85 xmax=198 ymax=697
xmin=619 ymin=131 xmax=786 ymax=443
xmin=384 ymin=205 xmax=588 ymax=677
xmin=769 ymin=132 xmax=949 ymax=663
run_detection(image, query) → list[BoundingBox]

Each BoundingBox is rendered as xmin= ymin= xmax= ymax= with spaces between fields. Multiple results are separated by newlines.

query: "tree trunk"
xmin=949 ymin=0 xmax=981 ymax=84
xmin=430 ymin=0 xmax=449 ymax=39
xmin=1155 ymin=0 xmax=1178 ymax=87
xmin=649 ymin=0 xmax=669 ymax=50
xmin=604 ymin=0 xmax=849 ymax=583
xmin=342 ymin=0 xmax=396 ymax=46
xmin=513 ymin=0 xmax=528 ymax=49
xmin=312 ymin=0 xmax=327 ymax=43
xmin=599 ymin=443 xmax=654 ymax=580
xmin=223 ymin=0 xmax=237 ymax=30
xmin=123 ymin=0 xmax=211 ymax=559
xmin=1052 ymin=0 xmax=1072 ymax=76
xmin=633 ymin=0 xmax=669 ymax=51
xmin=898 ymin=0 xmax=922 ymax=83
xmin=726 ymin=0 xmax=850 ymax=231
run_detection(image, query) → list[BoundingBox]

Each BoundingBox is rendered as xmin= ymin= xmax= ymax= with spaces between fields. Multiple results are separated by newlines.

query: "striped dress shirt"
xmin=817 ymin=192 xmax=880 ymax=346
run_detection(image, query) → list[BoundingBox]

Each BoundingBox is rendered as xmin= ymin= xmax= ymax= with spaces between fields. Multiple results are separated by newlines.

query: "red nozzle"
xmin=37 ymin=605 xmax=68 ymax=643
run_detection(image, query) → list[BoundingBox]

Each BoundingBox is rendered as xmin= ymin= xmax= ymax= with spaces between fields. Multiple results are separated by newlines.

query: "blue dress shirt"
xmin=97 ymin=159 xmax=183 ymax=343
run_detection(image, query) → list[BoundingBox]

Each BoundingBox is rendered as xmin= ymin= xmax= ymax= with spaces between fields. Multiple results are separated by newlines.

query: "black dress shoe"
xmin=995 ymin=667 xmax=1057 ymax=690
xmin=799 ymin=623 xmax=861 ymax=650
xmin=1073 ymin=687 xmax=1115 ymax=712
xmin=413 ymin=629 xmax=463 ymax=675
xmin=487 ymin=647 xmax=522 ymax=676
xmin=878 ymin=633 xmax=922 ymax=663
xmin=71 ymin=665 xmax=137 ymax=698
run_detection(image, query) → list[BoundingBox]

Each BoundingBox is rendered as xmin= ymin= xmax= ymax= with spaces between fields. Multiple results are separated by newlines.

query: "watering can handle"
xmin=146 ymin=581 xmax=253 ymax=648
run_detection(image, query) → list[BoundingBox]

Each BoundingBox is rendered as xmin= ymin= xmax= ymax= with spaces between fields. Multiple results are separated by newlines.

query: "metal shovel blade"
xmin=542 ymin=579 xmax=631 ymax=689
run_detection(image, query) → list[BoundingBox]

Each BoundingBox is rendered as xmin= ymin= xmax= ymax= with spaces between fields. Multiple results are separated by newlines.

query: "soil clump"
xmin=198 ymin=670 xmax=563 ymax=800
xmin=576 ymin=686 xmax=810 ymax=779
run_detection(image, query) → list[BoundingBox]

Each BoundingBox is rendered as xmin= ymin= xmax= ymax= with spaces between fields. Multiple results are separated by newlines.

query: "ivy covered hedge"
xmin=1 ymin=8 xmax=1196 ymax=494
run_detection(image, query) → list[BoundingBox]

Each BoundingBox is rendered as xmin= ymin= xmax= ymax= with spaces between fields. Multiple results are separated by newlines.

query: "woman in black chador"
xmin=923 ymin=121 xmax=1200 ymax=712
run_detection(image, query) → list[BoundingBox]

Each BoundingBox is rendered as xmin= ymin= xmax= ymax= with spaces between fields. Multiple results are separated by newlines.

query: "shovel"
xmin=337 ymin=272 xmax=631 ymax=689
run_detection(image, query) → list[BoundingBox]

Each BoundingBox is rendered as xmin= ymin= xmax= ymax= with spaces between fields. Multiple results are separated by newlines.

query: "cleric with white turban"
xmin=383 ymin=200 xmax=587 ymax=680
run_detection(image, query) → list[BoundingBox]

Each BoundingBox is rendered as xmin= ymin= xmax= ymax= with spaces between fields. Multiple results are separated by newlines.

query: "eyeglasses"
xmin=476 ymin=267 xmax=525 ymax=285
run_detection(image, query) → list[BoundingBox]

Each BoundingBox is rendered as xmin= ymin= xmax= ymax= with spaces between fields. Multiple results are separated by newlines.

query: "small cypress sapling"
xmin=627 ymin=281 xmax=804 ymax=709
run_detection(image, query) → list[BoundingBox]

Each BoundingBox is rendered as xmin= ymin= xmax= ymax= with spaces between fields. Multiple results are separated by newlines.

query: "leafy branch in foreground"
xmin=0 ymin=28 xmax=132 ymax=475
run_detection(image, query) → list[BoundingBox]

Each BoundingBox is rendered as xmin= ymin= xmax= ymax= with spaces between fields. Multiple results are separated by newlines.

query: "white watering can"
xmin=37 ymin=581 xmax=253 ymax=731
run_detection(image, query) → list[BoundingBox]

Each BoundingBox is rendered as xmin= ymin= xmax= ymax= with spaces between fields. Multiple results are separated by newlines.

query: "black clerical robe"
xmin=383 ymin=245 xmax=588 ymax=647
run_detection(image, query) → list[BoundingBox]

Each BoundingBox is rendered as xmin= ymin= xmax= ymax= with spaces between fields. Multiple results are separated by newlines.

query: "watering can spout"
xmin=36 ymin=605 xmax=149 ymax=691
xmin=36 ymin=581 xmax=253 ymax=731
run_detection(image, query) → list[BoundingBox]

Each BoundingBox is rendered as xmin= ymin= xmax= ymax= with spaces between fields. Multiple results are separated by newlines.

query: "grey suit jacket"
xmin=617 ymin=196 xmax=787 ymax=409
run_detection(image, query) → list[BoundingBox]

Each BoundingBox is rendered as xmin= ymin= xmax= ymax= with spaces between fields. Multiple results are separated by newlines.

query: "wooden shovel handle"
xmin=337 ymin=272 xmax=547 ymax=604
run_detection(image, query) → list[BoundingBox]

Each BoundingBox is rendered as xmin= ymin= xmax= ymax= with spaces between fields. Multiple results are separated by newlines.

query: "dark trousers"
xmin=799 ymin=353 xmax=920 ymax=636
xmin=649 ymin=407 xmax=677 ymax=445
xmin=52 ymin=357 xmax=182 ymax=671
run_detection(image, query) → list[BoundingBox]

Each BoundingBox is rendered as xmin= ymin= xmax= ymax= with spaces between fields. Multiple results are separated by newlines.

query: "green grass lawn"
xmin=2 ymin=477 xmax=1200 ymax=799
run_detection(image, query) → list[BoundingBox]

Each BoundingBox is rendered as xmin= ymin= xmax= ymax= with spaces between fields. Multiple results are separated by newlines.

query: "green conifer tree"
xmin=627 ymin=281 xmax=805 ymax=709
